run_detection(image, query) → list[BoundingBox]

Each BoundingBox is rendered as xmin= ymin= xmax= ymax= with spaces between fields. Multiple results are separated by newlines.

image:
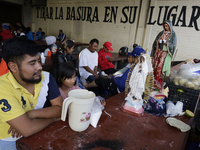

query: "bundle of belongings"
xmin=143 ymin=88 xmax=168 ymax=116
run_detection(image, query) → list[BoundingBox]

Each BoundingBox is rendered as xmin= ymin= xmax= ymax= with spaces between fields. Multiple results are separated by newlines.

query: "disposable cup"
xmin=48 ymin=51 xmax=51 ymax=57
xmin=41 ymin=57 xmax=46 ymax=64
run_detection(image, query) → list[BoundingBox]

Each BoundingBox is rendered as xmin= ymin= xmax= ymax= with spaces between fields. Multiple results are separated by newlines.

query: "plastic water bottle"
xmin=130 ymin=45 xmax=133 ymax=52
xmin=51 ymin=43 xmax=57 ymax=61
xmin=51 ymin=43 xmax=57 ymax=54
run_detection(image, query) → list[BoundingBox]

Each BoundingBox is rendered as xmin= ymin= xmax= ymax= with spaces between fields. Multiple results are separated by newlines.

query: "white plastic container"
xmin=61 ymin=89 xmax=95 ymax=132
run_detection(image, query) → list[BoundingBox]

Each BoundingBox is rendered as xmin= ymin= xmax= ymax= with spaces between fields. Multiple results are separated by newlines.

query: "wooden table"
xmin=16 ymin=91 xmax=198 ymax=150
xmin=111 ymin=53 xmax=128 ymax=69
xmin=42 ymin=56 xmax=53 ymax=72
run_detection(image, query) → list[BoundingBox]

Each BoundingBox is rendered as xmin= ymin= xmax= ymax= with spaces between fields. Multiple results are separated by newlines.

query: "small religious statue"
xmin=123 ymin=55 xmax=149 ymax=116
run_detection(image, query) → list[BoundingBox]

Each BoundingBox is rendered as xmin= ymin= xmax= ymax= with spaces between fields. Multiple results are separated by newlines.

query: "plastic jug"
xmin=61 ymin=89 xmax=95 ymax=132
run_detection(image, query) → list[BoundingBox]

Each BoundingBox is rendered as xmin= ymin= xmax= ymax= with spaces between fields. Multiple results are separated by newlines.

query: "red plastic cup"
xmin=48 ymin=51 xmax=51 ymax=57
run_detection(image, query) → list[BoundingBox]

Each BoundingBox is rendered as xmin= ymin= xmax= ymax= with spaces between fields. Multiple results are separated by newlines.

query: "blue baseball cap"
xmin=128 ymin=46 xmax=146 ymax=57
xmin=3 ymin=25 xmax=9 ymax=30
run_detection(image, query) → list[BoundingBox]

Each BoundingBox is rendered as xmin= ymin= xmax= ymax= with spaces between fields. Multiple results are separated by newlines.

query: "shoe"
xmin=101 ymin=71 xmax=108 ymax=77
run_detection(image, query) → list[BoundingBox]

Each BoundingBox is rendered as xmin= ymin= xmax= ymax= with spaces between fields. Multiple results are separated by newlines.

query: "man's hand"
xmin=26 ymin=110 xmax=35 ymax=119
xmin=107 ymin=57 xmax=114 ymax=62
xmin=8 ymin=126 xmax=22 ymax=138
xmin=94 ymin=73 xmax=99 ymax=79
xmin=114 ymin=76 xmax=120 ymax=80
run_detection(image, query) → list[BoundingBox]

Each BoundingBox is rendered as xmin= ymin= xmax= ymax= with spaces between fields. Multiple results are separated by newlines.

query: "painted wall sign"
xmin=147 ymin=5 xmax=200 ymax=31
xmin=36 ymin=6 xmax=138 ymax=24
xmin=36 ymin=5 xmax=200 ymax=31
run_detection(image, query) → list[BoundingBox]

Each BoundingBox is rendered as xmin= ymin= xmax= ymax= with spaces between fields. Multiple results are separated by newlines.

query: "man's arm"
xmin=26 ymin=95 xmax=63 ymax=119
xmin=8 ymin=95 xmax=62 ymax=138
xmin=107 ymin=57 xmax=114 ymax=62
xmin=7 ymin=113 xmax=57 ymax=137
xmin=61 ymin=33 xmax=66 ymax=42
xmin=83 ymin=66 xmax=99 ymax=78
xmin=94 ymin=66 xmax=98 ymax=74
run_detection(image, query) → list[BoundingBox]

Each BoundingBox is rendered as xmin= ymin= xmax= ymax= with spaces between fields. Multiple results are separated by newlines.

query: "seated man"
xmin=98 ymin=41 xmax=116 ymax=76
xmin=16 ymin=27 xmax=25 ymax=37
xmin=36 ymin=28 xmax=42 ymax=38
xmin=0 ymin=24 xmax=13 ymax=42
xmin=0 ymin=37 xmax=62 ymax=149
xmin=57 ymin=29 xmax=66 ymax=42
xmin=39 ymin=32 xmax=46 ymax=41
xmin=33 ymin=32 xmax=38 ymax=41
xmin=79 ymin=38 xmax=99 ymax=82
xmin=113 ymin=43 xmax=139 ymax=76
xmin=26 ymin=27 xmax=33 ymax=40
xmin=83 ymin=46 xmax=146 ymax=95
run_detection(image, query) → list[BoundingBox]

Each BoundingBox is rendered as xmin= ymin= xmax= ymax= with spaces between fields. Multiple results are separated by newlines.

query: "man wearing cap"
xmin=0 ymin=24 xmax=13 ymax=42
xmin=98 ymin=41 xmax=116 ymax=76
xmin=83 ymin=46 xmax=146 ymax=95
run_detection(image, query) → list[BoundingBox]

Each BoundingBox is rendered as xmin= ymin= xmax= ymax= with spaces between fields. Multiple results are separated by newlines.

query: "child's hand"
xmin=100 ymin=100 xmax=106 ymax=107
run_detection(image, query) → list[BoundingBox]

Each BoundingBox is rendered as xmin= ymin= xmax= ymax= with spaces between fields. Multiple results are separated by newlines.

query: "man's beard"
xmin=19 ymin=71 xmax=41 ymax=84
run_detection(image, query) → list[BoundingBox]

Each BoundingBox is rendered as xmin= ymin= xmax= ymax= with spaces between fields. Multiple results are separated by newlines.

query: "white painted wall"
xmin=31 ymin=0 xmax=200 ymax=61
xmin=22 ymin=5 xmax=33 ymax=28
xmin=32 ymin=0 xmax=141 ymax=52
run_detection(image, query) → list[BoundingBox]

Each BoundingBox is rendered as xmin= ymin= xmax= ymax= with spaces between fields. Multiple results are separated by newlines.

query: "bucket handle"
xmin=61 ymin=97 xmax=74 ymax=121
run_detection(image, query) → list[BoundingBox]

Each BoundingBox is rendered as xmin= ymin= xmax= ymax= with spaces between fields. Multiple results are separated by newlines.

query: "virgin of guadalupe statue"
xmin=125 ymin=53 xmax=154 ymax=104
xmin=123 ymin=53 xmax=154 ymax=116
xmin=151 ymin=20 xmax=177 ymax=91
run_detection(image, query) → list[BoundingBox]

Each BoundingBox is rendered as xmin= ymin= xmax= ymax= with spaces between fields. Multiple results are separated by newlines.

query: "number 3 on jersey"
xmin=0 ymin=99 xmax=11 ymax=112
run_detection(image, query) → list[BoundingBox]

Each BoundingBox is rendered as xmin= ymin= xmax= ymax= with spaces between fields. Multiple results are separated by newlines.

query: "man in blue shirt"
xmin=39 ymin=32 xmax=46 ymax=41
xmin=83 ymin=46 xmax=146 ymax=95
xmin=26 ymin=27 xmax=33 ymax=40
xmin=57 ymin=30 xmax=66 ymax=42
xmin=36 ymin=28 xmax=42 ymax=38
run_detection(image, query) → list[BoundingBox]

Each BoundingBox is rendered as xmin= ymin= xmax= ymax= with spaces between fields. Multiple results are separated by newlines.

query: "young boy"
xmin=98 ymin=41 xmax=116 ymax=76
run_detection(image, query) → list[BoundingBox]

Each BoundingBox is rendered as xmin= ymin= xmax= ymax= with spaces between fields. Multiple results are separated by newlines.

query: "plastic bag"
xmin=90 ymin=97 xmax=104 ymax=128
xmin=122 ymin=101 xmax=144 ymax=116
xmin=165 ymin=101 xmax=184 ymax=117
xmin=170 ymin=62 xmax=200 ymax=90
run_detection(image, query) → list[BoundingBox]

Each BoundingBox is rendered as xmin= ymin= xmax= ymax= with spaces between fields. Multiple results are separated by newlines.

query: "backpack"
xmin=119 ymin=46 xmax=128 ymax=56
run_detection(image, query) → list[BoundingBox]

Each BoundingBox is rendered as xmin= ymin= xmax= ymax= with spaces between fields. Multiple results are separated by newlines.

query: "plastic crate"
xmin=165 ymin=82 xmax=200 ymax=112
